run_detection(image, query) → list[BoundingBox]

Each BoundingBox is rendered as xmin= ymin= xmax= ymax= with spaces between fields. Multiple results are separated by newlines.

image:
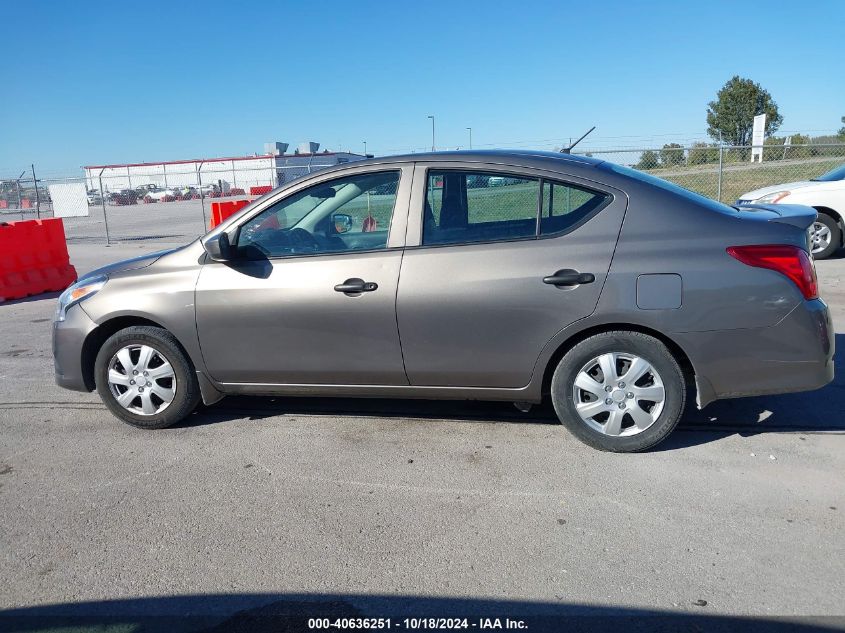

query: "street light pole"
xmin=466 ymin=127 xmax=472 ymax=150
xmin=427 ymin=115 xmax=435 ymax=151
xmin=363 ymin=141 xmax=367 ymax=156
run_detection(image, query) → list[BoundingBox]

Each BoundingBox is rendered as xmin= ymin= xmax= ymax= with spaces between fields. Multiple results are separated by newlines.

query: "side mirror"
xmin=204 ymin=232 xmax=234 ymax=262
xmin=332 ymin=213 xmax=353 ymax=234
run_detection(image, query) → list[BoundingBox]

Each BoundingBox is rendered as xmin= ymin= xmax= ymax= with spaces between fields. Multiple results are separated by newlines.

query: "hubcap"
xmin=572 ymin=352 xmax=665 ymax=436
xmin=107 ymin=344 xmax=176 ymax=416
xmin=809 ymin=221 xmax=831 ymax=255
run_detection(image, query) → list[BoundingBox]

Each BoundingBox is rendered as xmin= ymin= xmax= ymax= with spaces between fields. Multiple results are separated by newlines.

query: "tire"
xmin=809 ymin=213 xmax=840 ymax=260
xmin=550 ymin=331 xmax=685 ymax=452
xmin=94 ymin=326 xmax=200 ymax=429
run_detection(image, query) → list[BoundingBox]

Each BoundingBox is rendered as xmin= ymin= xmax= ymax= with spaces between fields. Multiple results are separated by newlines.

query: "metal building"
xmin=83 ymin=142 xmax=366 ymax=195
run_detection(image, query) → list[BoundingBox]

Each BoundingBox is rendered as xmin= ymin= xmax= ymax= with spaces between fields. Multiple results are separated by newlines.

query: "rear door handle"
xmin=334 ymin=278 xmax=378 ymax=293
xmin=543 ymin=269 xmax=595 ymax=286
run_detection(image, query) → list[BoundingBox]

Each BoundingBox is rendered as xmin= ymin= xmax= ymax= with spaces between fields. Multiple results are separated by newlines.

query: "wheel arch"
xmin=538 ymin=322 xmax=698 ymax=403
xmin=80 ymin=315 xmax=189 ymax=391
xmin=813 ymin=204 xmax=845 ymax=235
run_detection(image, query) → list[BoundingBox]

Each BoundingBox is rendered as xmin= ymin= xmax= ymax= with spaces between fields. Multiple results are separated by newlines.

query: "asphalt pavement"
xmin=1 ymin=239 xmax=843 ymax=631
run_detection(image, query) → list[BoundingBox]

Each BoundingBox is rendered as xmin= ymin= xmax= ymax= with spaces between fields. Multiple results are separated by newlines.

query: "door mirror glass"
xmin=332 ymin=213 xmax=353 ymax=234
xmin=204 ymin=232 xmax=233 ymax=262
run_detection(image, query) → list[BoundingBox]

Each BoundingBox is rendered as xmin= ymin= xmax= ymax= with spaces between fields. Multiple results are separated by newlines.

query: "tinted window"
xmin=423 ymin=171 xmax=539 ymax=246
xmin=540 ymin=181 xmax=610 ymax=236
xmin=238 ymin=171 xmax=400 ymax=258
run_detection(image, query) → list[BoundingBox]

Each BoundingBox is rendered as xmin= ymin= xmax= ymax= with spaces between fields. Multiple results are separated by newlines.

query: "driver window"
xmin=237 ymin=170 xmax=401 ymax=259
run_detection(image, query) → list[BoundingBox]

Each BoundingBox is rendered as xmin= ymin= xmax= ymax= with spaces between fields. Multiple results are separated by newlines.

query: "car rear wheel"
xmin=550 ymin=331 xmax=685 ymax=452
xmin=94 ymin=326 xmax=200 ymax=429
xmin=809 ymin=214 xmax=840 ymax=260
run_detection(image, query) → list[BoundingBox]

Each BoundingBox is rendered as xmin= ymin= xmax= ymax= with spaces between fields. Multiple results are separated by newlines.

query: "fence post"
xmin=197 ymin=162 xmax=207 ymax=230
xmin=31 ymin=164 xmax=41 ymax=219
xmin=98 ymin=169 xmax=111 ymax=245
xmin=717 ymin=132 xmax=724 ymax=203
xmin=15 ymin=173 xmax=24 ymax=220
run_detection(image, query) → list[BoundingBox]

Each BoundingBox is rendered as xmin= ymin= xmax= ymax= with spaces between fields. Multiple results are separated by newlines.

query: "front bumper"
xmin=677 ymin=299 xmax=834 ymax=407
xmin=53 ymin=304 xmax=98 ymax=392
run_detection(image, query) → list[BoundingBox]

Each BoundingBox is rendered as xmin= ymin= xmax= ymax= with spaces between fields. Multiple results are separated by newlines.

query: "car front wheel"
xmin=94 ymin=326 xmax=200 ymax=429
xmin=550 ymin=331 xmax=686 ymax=452
xmin=809 ymin=214 xmax=840 ymax=260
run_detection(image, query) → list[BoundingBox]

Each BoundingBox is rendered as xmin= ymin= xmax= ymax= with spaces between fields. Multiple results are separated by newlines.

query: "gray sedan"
xmin=53 ymin=150 xmax=834 ymax=451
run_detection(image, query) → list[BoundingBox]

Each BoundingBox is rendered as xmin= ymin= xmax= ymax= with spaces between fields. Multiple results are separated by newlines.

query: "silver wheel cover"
xmin=809 ymin=221 xmax=831 ymax=255
xmin=107 ymin=344 xmax=177 ymax=416
xmin=572 ymin=352 xmax=666 ymax=437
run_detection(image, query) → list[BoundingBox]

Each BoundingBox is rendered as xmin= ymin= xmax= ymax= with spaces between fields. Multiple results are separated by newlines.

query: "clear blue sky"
xmin=2 ymin=0 xmax=842 ymax=175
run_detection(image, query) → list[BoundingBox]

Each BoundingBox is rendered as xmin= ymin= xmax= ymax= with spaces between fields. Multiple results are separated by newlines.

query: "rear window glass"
xmin=424 ymin=171 xmax=539 ymax=246
xmin=600 ymin=162 xmax=737 ymax=214
xmin=540 ymin=180 xmax=610 ymax=236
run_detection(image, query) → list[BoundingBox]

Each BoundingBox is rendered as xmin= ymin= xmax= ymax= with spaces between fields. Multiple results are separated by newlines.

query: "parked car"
xmin=52 ymin=150 xmax=834 ymax=452
xmin=108 ymin=189 xmax=138 ymax=205
xmin=135 ymin=184 xmax=159 ymax=197
xmin=737 ymin=163 xmax=845 ymax=259
xmin=143 ymin=186 xmax=180 ymax=202
xmin=86 ymin=189 xmax=103 ymax=205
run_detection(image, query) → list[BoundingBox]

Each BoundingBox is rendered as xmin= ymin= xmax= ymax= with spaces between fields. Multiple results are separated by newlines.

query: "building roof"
xmin=84 ymin=151 xmax=364 ymax=170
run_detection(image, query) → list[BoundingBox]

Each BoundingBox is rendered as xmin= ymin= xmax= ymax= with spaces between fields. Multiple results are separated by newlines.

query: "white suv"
xmin=738 ymin=163 xmax=845 ymax=259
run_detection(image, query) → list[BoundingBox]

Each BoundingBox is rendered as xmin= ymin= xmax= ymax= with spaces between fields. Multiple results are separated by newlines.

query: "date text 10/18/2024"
xmin=308 ymin=618 xmax=528 ymax=630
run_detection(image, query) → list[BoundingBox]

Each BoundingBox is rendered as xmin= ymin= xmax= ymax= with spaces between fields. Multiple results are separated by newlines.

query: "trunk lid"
xmin=732 ymin=203 xmax=817 ymax=231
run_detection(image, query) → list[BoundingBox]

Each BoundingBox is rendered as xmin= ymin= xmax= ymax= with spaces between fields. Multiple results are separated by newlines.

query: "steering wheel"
xmin=289 ymin=227 xmax=320 ymax=252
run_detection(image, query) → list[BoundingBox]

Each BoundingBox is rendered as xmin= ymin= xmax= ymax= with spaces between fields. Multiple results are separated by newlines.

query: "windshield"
xmin=811 ymin=164 xmax=845 ymax=182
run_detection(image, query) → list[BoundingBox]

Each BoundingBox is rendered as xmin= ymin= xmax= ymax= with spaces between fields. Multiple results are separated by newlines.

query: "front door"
xmin=396 ymin=165 xmax=627 ymax=388
xmin=195 ymin=168 xmax=410 ymax=385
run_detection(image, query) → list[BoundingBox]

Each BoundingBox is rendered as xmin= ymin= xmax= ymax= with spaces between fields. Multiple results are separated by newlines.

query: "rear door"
xmin=396 ymin=162 xmax=627 ymax=388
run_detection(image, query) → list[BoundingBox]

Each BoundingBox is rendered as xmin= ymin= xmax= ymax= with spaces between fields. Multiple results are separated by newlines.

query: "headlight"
xmin=755 ymin=190 xmax=791 ymax=204
xmin=55 ymin=275 xmax=107 ymax=322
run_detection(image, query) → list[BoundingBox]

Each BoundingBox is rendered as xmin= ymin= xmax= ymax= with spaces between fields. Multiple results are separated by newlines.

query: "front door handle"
xmin=543 ymin=269 xmax=595 ymax=287
xmin=334 ymin=278 xmax=378 ymax=293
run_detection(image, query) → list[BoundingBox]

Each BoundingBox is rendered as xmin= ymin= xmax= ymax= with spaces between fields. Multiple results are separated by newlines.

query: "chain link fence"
xmin=0 ymin=161 xmax=338 ymax=244
xmin=574 ymin=143 xmax=845 ymax=203
xmin=3 ymin=143 xmax=844 ymax=244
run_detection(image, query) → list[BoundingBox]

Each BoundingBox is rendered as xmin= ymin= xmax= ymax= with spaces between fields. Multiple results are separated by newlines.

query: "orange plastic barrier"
xmin=209 ymin=199 xmax=253 ymax=229
xmin=249 ymin=185 xmax=272 ymax=196
xmin=0 ymin=218 xmax=77 ymax=302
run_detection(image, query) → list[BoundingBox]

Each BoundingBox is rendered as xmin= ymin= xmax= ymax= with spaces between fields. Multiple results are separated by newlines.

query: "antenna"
xmin=561 ymin=126 xmax=596 ymax=154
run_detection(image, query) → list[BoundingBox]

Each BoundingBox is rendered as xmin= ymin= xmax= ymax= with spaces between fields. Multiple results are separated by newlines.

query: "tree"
xmin=688 ymin=142 xmax=718 ymax=165
xmin=839 ymin=116 xmax=845 ymax=137
xmin=659 ymin=143 xmax=685 ymax=166
xmin=635 ymin=150 xmax=659 ymax=170
xmin=706 ymin=76 xmax=783 ymax=146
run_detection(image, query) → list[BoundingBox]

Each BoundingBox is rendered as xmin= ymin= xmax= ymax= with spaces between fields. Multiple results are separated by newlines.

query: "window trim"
xmin=413 ymin=167 xmax=614 ymax=250
xmin=231 ymin=168 xmax=404 ymax=261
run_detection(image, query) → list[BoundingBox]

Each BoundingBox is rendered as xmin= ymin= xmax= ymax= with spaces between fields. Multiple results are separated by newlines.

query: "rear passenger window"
xmin=540 ymin=180 xmax=610 ymax=236
xmin=423 ymin=171 xmax=539 ymax=246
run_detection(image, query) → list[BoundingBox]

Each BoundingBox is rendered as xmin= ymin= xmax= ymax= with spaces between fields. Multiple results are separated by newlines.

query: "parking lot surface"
xmin=1 ymin=237 xmax=844 ymax=628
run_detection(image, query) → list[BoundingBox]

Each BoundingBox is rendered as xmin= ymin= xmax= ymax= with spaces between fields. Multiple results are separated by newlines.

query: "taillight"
xmin=727 ymin=245 xmax=818 ymax=300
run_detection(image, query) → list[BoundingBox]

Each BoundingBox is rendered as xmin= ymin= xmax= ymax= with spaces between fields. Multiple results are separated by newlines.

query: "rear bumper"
xmin=53 ymin=304 xmax=97 ymax=392
xmin=677 ymin=299 xmax=834 ymax=407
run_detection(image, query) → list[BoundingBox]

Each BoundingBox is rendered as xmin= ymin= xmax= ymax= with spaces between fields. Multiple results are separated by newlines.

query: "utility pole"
xmin=427 ymin=115 xmax=436 ymax=151
xmin=363 ymin=141 xmax=367 ymax=156
xmin=466 ymin=127 xmax=472 ymax=149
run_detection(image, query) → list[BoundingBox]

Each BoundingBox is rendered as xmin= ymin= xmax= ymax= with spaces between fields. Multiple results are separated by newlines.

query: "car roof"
xmin=348 ymin=149 xmax=605 ymax=170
